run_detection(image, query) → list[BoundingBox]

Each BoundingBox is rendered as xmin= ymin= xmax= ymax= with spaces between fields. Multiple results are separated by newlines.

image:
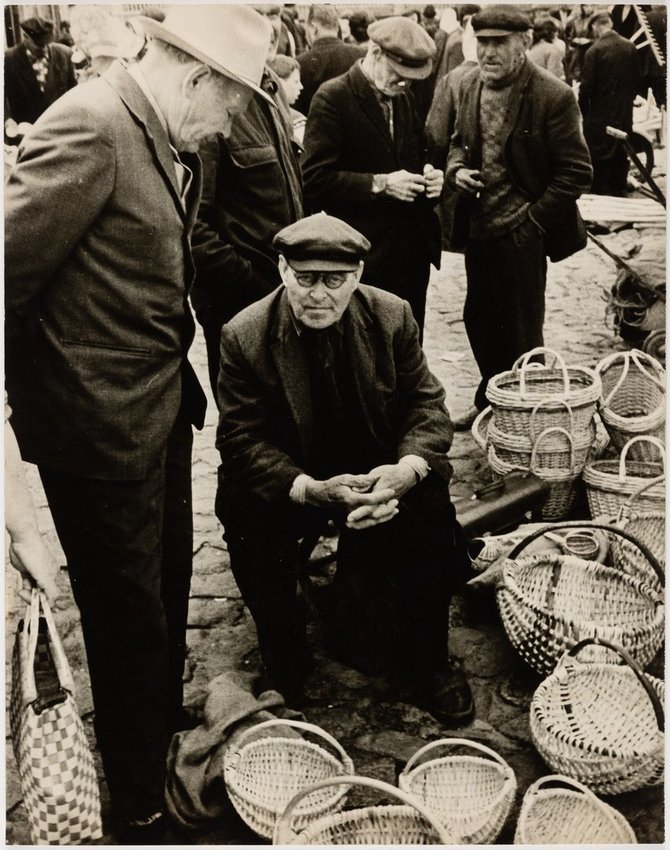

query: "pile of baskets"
xmin=473 ymin=347 xmax=602 ymax=520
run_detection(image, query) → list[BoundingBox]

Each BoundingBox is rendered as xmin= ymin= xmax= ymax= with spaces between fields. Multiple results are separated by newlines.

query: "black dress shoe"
xmin=415 ymin=664 xmax=475 ymax=727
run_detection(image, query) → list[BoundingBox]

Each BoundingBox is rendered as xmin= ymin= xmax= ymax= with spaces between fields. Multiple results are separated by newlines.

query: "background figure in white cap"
xmin=69 ymin=5 xmax=145 ymax=78
xmin=5 ymin=6 xmax=272 ymax=842
xmin=303 ymin=16 xmax=443 ymax=340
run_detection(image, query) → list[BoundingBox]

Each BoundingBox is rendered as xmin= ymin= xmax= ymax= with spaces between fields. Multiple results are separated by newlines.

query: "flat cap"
xmin=472 ymin=5 xmax=532 ymax=37
xmin=368 ymin=16 xmax=436 ymax=80
xmin=273 ymin=213 xmax=370 ymax=271
xmin=20 ymin=16 xmax=54 ymax=43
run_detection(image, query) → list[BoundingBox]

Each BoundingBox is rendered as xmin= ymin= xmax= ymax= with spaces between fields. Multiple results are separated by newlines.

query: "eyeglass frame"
xmin=287 ymin=266 xmax=355 ymax=290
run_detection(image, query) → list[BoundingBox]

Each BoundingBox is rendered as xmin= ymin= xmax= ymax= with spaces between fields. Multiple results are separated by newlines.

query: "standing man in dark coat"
xmin=5 ymin=7 xmax=271 ymax=842
xmin=446 ymin=4 xmax=592 ymax=425
xmin=294 ymin=4 xmax=364 ymax=116
xmin=216 ymin=212 xmax=473 ymax=726
xmin=4 ymin=16 xmax=76 ymax=125
xmin=579 ymin=11 xmax=642 ymax=196
xmin=302 ymin=17 xmax=443 ymax=338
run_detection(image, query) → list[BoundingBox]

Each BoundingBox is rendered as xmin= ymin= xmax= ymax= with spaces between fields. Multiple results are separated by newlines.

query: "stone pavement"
xmin=5 ymin=234 xmax=664 ymax=845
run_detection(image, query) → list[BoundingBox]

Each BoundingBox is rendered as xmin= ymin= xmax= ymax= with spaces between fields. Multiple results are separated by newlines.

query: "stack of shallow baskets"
xmin=473 ymin=347 xmax=602 ymax=520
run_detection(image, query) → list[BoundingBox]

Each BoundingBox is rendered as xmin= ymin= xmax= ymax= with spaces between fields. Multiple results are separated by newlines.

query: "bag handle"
xmin=530 ymin=426 xmax=575 ymax=473
xmin=625 ymin=473 xmax=666 ymax=508
xmin=399 ymin=737 xmax=513 ymax=779
xmin=529 ymin=398 xmax=575 ymax=442
xmin=599 ymin=349 xmax=666 ymax=407
xmin=273 ymin=775 xmax=454 ymax=845
xmin=507 ymin=521 xmax=664 ymax=585
xmin=228 ymin=718 xmax=351 ymax=768
xmin=565 ymin=637 xmax=664 ymax=732
xmin=23 ymin=589 xmax=75 ymax=698
xmin=471 ymin=406 xmax=493 ymax=452
xmin=514 ymin=347 xmax=570 ymax=399
xmin=618 ymin=436 xmax=666 ymax=481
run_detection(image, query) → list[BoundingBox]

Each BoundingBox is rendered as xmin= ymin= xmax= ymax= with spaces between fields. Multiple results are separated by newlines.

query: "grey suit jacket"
xmin=5 ymin=61 xmax=206 ymax=480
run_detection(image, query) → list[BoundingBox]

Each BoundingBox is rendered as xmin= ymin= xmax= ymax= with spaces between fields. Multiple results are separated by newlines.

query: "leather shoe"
xmin=453 ymin=406 xmax=480 ymax=432
xmin=415 ymin=664 xmax=475 ymax=727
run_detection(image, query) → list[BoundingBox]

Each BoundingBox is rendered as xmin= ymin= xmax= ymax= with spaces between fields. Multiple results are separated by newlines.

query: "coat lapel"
xmin=349 ymin=64 xmax=396 ymax=157
xmin=17 ymin=44 xmax=43 ymax=108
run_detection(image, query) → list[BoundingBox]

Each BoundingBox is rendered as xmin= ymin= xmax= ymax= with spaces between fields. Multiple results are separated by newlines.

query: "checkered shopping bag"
xmin=10 ymin=589 xmax=102 ymax=845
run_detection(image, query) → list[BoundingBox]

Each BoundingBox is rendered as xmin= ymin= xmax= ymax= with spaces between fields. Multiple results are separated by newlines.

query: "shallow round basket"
xmin=273 ymin=775 xmax=453 ymax=845
xmin=398 ymin=738 xmax=516 ymax=844
xmin=514 ymin=775 xmax=637 ymax=844
xmin=530 ymin=638 xmax=664 ymax=796
xmin=222 ymin=719 xmax=354 ymax=840
xmin=596 ymin=349 xmax=666 ymax=459
xmin=583 ymin=435 xmax=665 ymax=518
xmin=612 ymin=475 xmax=666 ymax=582
xmin=496 ymin=522 xmax=665 ymax=675
xmin=486 ymin=347 xmax=601 ymax=438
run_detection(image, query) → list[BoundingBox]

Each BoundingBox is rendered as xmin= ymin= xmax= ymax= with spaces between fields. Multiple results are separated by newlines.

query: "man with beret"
xmin=5 ymin=16 xmax=77 ymax=125
xmin=5 ymin=6 xmax=272 ymax=841
xmin=216 ymin=212 xmax=473 ymax=727
xmin=446 ymin=4 xmax=592 ymax=427
xmin=302 ymin=16 xmax=444 ymax=338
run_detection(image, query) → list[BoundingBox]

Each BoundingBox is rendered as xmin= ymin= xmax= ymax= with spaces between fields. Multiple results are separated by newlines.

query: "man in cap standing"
xmin=5 ymin=16 xmax=76 ymax=125
xmin=5 ymin=6 xmax=272 ymax=841
xmin=302 ymin=16 xmax=443 ymax=338
xmin=446 ymin=4 xmax=592 ymax=426
xmin=216 ymin=212 xmax=473 ymax=726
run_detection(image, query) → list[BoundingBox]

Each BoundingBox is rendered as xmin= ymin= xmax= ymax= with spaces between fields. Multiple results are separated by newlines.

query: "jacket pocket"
xmin=227 ymin=144 xmax=279 ymax=170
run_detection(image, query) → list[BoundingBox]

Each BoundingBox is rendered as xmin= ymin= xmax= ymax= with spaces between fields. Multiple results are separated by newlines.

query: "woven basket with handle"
xmin=612 ymin=475 xmax=665 ymax=583
xmin=273 ymin=775 xmax=453 ymax=845
xmin=222 ymin=719 xmax=354 ymax=839
xmin=514 ymin=775 xmax=636 ymax=844
xmin=496 ymin=521 xmax=665 ymax=675
xmin=530 ymin=638 xmax=664 ymax=795
xmin=397 ymin=738 xmax=516 ymax=844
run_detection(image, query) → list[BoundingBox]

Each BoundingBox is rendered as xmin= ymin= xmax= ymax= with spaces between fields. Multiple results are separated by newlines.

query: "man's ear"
xmin=278 ymin=254 xmax=290 ymax=283
xmin=353 ymin=260 xmax=364 ymax=285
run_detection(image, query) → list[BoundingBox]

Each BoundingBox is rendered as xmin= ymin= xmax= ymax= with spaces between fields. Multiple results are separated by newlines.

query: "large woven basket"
xmin=398 ymin=738 xmax=516 ymax=844
xmin=612 ymin=475 xmax=665 ymax=583
xmin=596 ymin=349 xmax=666 ymax=459
xmin=514 ymin=775 xmax=637 ymax=844
xmin=496 ymin=521 xmax=665 ymax=675
xmin=273 ymin=775 xmax=453 ymax=844
xmin=486 ymin=347 xmax=601 ymax=438
xmin=222 ymin=719 xmax=354 ymax=839
xmin=530 ymin=638 xmax=664 ymax=796
xmin=583 ymin=435 xmax=665 ymax=518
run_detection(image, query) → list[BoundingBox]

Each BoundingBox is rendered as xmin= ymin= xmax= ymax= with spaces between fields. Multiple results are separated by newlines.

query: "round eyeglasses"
xmin=290 ymin=270 xmax=351 ymax=290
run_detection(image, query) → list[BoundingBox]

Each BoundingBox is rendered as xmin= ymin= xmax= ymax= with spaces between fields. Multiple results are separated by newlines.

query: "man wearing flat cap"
xmin=5 ymin=6 xmax=272 ymax=841
xmin=216 ymin=212 xmax=473 ymax=726
xmin=302 ymin=16 xmax=444 ymax=338
xmin=445 ymin=4 xmax=593 ymax=427
xmin=5 ymin=16 xmax=76 ymax=125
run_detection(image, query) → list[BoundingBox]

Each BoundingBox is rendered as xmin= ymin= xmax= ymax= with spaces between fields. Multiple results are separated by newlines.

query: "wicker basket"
xmin=222 ymin=719 xmax=354 ymax=840
xmin=583 ymin=435 xmax=665 ymax=518
xmin=397 ymin=738 xmax=516 ymax=844
xmin=273 ymin=775 xmax=453 ymax=844
xmin=514 ymin=775 xmax=637 ymax=844
xmin=530 ymin=638 xmax=664 ymax=795
xmin=612 ymin=476 xmax=666 ymax=583
xmin=596 ymin=349 xmax=666 ymax=459
xmin=496 ymin=521 xmax=665 ymax=675
xmin=486 ymin=347 xmax=601 ymax=439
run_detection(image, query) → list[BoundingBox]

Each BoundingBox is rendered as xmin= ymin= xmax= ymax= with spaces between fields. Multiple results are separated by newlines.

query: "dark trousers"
xmin=464 ymin=233 xmax=547 ymax=410
xmin=38 ymin=413 xmax=194 ymax=826
xmin=591 ymin=147 xmax=629 ymax=197
xmin=218 ymin=473 xmax=467 ymax=686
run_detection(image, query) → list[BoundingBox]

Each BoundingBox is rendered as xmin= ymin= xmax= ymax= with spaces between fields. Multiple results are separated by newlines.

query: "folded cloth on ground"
xmin=165 ymin=670 xmax=304 ymax=830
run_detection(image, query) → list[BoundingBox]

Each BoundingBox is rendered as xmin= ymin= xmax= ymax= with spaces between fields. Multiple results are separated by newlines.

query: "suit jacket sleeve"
xmin=445 ymin=105 xmax=470 ymax=188
xmin=5 ymin=103 xmax=114 ymax=338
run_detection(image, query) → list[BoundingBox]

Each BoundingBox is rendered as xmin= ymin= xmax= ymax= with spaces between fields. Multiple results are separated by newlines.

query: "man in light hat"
xmin=216 ymin=212 xmax=474 ymax=727
xmin=5 ymin=15 xmax=76 ymax=125
xmin=5 ymin=6 xmax=272 ymax=841
xmin=445 ymin=4 xmax=592 ymax=428
xmin=302 ymin=16 xmax=444 ymax=338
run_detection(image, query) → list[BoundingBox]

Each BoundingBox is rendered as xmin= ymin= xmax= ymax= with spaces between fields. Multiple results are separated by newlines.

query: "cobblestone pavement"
xmin=5 ymin=231 xmax=664 ymax=845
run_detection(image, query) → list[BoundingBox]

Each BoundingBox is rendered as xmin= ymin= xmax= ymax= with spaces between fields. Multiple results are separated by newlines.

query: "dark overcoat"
xmin=4 ymin=41 xmax=76 ymax=124
xmin=295 ymin=36 xmax=364 ymax=116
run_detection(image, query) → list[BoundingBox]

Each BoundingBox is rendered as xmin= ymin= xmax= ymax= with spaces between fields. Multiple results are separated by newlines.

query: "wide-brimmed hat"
xmin=274 ymin=212 xmax=370 ymax=271
xmin=137 ymin=5 xmax=273 ymax=102
xmin=472 ymin=4 xmax=532 ymax=37
xmin=368 ymin=16 xmax=436 ymax=80
xmin=20 ymin=16 xmax=54 ymax=46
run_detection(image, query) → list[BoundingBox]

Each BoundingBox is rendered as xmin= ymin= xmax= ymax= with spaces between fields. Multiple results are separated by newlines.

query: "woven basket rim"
xmin=517 ymin=787 xmax=635 ymax=843
xmin=291 ymin=803 xmax=443 ymax=844
xmin=488 ymin=368 xmax=600 ymax=405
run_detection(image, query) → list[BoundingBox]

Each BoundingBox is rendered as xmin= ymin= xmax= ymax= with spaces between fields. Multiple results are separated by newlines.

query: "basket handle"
xmin=515 ymin=347 xmax=570 ymax=399
xmin=566 ymin=637 xmax=664 ymax=732
xmin=400 ymin=737 xmax=512 ymax=778
xmin=529 ymin=426 xmax=575 ymax=472
xmin=599 ymin=349 xmax=666 ymax=407
xmin=529 ymin=398 xmax=575 ymax=442
xmin=273 ymin=775 xmax=454 ymax=845
xmin=623 ymin=473 xmax=666 ymax=510
xmin=471 ymin=406 xmax=493 ymax=451
xmin=230 ymin=718 xmax=350 ymax=766
xmin=507 ymin=521 xmax=664 ymax=585
xmin=618 ymin=436 xmax=666 ymax=480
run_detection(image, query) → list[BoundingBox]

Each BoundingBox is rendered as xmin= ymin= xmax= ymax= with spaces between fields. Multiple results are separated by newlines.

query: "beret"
xmin=20 ymin=16 xmax=54 ymax=42
xmin=472 ymin=4 xmax=532 ymax=37
xmin=368 ymin=16 xmax=436 ymax=80
xmin=273 ymin=213 xmax=370 ymax=271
